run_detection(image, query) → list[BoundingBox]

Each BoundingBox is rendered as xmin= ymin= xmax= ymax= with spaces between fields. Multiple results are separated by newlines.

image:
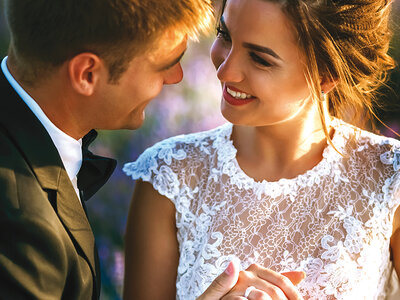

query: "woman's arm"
xmin=391 ymin=205 xmax=400 ymax=281
xmin=123 ymin=180 xmax=179 ymax=300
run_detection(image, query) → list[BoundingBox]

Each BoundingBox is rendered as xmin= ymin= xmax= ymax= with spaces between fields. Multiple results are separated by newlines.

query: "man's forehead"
xmin=145 ymin=30 xmax=188 ymax=65
xmin=153 ymin=29 xmax=188 ymax=52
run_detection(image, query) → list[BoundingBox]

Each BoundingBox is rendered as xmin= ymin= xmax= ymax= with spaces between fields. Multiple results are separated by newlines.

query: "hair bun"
xmin=334 ymin=1 xmax=391 ymax=33
xmin=281 ymin=0 xmax=395 ymax=128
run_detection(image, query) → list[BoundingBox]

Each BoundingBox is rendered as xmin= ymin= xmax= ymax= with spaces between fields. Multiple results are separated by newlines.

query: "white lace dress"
xmin=124 ymin=119 xmax=400 ymax=300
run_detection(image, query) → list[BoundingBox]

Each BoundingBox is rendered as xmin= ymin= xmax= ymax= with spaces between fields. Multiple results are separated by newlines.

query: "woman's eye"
xmin=216 ymin=26 xmax=231 ymax=42
xmin=249 ymin=52 xmax=272 ymax=67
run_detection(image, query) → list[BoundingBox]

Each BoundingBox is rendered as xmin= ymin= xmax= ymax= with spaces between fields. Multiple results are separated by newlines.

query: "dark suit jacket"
xmin=0 ymin=71 xmax=100 ymax=299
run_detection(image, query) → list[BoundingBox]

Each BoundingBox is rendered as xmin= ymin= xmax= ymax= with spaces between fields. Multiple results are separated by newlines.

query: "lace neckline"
xmin=216 ymin=118 xmax=349 ymax=192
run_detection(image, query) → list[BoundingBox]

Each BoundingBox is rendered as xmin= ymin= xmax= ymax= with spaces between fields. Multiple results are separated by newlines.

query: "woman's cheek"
xmin=210 ymin=40 xmax=228 ymax=71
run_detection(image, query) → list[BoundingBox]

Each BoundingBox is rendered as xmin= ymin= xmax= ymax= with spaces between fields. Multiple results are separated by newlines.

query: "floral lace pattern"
xmin=124 ymin=119 xmax=400 ymax=300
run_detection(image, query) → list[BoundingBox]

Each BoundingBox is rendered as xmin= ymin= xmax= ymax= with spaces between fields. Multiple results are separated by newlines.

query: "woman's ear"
xmin=320 ymin=74 xmax=338 ymax=94
xmin=68 ymin=53 xmax=103 ymax=96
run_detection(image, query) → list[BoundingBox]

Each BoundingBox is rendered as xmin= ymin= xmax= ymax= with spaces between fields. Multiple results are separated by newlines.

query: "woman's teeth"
xmin=227 ymin=87 xmax=252 ymax=99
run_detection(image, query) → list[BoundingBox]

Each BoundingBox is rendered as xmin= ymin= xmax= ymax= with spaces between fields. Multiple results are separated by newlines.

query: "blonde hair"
xmin=6 ymin=0 xmax=214 ymax=84
xmin=281 ymin=0 xmax=396 ymax=138
xmin=218 ymin=0 xmax=396 ymax=137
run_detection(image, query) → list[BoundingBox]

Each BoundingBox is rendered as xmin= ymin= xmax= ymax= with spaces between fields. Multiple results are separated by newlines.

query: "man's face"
xmin=93 ymin=30 xmax=188 ymax=130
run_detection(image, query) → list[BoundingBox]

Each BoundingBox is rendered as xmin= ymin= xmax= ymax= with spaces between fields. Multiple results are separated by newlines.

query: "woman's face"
xmin=210 ymin=0 xmax=313 ymax=127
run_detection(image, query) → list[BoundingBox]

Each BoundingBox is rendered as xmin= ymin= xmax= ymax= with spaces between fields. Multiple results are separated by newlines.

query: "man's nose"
xmin=164 ymin=63 xmax=184 ymax=85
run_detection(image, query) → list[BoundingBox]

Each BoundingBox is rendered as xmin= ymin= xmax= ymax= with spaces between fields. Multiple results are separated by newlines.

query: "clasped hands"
xmin=198 ymin=262 xmax=305 ymax=300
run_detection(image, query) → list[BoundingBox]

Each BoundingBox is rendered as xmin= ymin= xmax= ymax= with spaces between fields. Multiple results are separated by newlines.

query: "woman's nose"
xmin=216 ymin=51 xmax=244 ymax=83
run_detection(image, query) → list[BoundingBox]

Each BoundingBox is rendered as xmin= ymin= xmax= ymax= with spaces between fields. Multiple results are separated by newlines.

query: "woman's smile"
xmin=223 ymin=84 xmax=255 ymax=106
xmin=211 ymin=0 xmax=312 ymax=127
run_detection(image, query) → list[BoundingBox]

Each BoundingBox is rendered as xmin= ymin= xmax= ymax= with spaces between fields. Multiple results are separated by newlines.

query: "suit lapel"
xmin=56 ymin=170 xmax=98 ymax=283
xmin=0 ymin=71 xmax=99 ymax=287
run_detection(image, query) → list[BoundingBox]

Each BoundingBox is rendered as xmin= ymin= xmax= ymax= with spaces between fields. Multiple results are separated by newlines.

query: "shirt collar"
xmin=1 ymin=56 xmax=83 ymax=181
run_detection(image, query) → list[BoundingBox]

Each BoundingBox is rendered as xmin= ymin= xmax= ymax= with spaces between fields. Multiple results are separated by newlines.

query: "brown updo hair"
xmin=218 ymin=0 xmax=396 ymax=136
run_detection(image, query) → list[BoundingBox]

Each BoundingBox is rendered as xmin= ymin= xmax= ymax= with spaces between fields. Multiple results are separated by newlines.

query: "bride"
xmin=123 ymin=0 xmax=400 ymax=299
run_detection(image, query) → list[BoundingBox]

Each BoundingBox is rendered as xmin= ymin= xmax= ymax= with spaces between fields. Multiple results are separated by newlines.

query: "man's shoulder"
xmin=0 ymin=127 xmax=42 ymax=206
xmin=0 ymin=126 xmax=30 ymax=171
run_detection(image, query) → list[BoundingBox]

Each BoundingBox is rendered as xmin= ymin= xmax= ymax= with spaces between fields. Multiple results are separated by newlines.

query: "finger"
xmin=237 ymin=271 xmax=287 ymax=300
xmin=198 ymin=261 xmax=240 ymax=300
xmin=281 ymin=271 xmax=306 ymax=286
xmin=222 ymin=286 xmax=273 ymax=300
xmin=252 ymin=282 xmax=287 ymax=300
xmin=246 ymin=265 xmax=303 ymax=300
xmin=221 ymin=296 xmax=246 ymax=300
xmin=222 ymin=297 xmax=246 ymax=300
xmin=246 ymin=288 xmax=273 ymax=300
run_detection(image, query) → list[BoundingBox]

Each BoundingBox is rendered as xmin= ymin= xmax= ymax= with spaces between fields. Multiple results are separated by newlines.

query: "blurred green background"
xmin=0 ymin=1 xmax=399 ymax=299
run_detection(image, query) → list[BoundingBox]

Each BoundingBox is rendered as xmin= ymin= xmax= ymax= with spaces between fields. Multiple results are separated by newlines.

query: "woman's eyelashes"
xmin=216 ymin=26 xmax=273 ymax=68
xmin=249 ymin=52 xmax=272 ymax=67
xmin=216 ymin=26 xmax=231 ymax=42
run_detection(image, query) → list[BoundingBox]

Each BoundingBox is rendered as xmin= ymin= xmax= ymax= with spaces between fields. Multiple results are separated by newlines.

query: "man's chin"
xmin=100 ymin=111 xmax=146 ymax=131
xmin=117 ymin=121 xmax=144 ymax=131
xmin=99 ymin=121 xmax=143 ymax=131
xmin=122 ymin=115 xmax=146 ymax=130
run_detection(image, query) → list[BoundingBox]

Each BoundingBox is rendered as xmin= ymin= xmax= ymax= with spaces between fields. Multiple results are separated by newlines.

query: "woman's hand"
xmin=221 ymin=264 xmax=305 ymax=300
xmin=197 ymin=261 xmax=241 ymax=300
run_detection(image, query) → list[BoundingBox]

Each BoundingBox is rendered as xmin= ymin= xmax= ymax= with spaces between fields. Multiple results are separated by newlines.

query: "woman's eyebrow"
xmin=242 ymin=42 xmax=282 ymax=60
xmin=220 ymin=15 xmax=282 ymax=61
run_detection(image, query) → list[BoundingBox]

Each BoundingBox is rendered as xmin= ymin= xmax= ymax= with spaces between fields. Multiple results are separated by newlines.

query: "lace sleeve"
xmin=123 ymin=138 xmax=189 ymax=203
xmin=380 ymin=144 xmax=400 ymax=216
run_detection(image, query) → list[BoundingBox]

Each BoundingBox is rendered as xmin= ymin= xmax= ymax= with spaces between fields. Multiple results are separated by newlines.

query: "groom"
xmin=0 ymin=0 xmax=238 ymax=299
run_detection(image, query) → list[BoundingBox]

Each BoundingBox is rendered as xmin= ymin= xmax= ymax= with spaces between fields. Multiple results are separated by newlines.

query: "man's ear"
xmin=68 ymin=53 xmax=103 ymax=96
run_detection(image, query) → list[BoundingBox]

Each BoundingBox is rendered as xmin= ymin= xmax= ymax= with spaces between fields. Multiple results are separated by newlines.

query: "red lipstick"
xmin=222 ymin=85 xmax=255 ymax=106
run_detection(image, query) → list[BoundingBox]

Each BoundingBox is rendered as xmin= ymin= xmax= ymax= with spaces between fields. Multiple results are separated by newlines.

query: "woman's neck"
xmin=232 ymin=106 xmax=332 ymax=182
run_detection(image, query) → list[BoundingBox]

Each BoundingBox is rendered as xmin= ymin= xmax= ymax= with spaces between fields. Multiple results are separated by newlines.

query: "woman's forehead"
xmin=222 ymin=0 xmax=300 ymax=51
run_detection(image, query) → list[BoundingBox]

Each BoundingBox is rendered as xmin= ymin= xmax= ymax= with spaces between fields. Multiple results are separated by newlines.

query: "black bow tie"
xmin=77 ymin=130 xmax=117 ymax=201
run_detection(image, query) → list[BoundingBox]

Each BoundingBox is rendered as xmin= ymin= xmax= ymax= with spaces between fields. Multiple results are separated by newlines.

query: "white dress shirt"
xmin=1 ymin=56 xmax=83 ymax=202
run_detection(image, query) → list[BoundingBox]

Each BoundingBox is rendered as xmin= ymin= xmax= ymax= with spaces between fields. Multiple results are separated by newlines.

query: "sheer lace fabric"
xmin=124 ymin=119 xmax=400 ymax=300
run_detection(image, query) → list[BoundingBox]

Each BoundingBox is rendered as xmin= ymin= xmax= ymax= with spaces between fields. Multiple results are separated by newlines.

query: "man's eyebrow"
xmin=242 ymin=42 xmax=282 ymax=60
xmin=160 ymin=50 xmax=186 ymax=71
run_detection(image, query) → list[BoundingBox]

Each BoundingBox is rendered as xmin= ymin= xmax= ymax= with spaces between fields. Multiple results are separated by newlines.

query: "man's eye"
xmin=249 ymin=52 xmax=272 ymax=67
xmin=216 ymin=26 xmax=231 ymax=42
